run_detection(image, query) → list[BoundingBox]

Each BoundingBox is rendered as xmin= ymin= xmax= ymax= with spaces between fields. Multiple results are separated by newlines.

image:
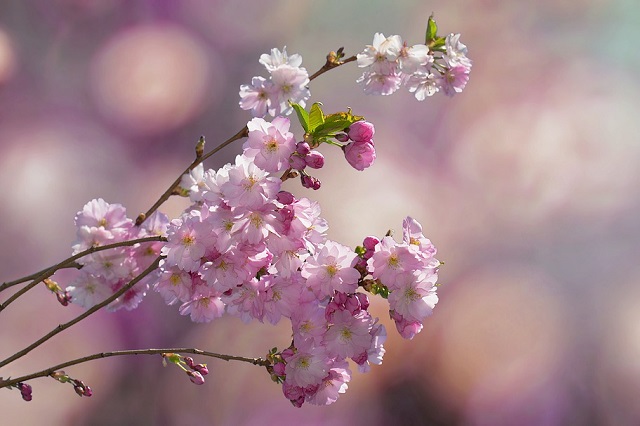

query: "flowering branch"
xmin=1 ymin=16 xmax=471 ymax=407
xmin=0 ymin=236 xmax=166 ymax=311
xmin=0 ymin=347 xmax=268 ymax=390
xmin=0 ymin=256 xmax=163 ymax=369
xmin=135 ymin=49 xmax=356 ymax=228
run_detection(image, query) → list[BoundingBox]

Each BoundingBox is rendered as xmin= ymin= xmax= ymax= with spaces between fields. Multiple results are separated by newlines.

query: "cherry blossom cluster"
xmin=239 ymin=47 xmax=310 ymax=118
xmin=64 ymin=110 xmax=439 ymax=407
xmin=356 ymin=32 xmax=471 ymax=100
xmin=67 ymin=201 xmax=168 ymax=311
xmin=52 ymin=19 xmax=467 ymax=406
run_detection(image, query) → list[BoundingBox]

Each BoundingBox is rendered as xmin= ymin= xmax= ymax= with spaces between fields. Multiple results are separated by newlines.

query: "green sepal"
xmin=291 ymin=102 xmax=310 ymax=133
xmin=308 ymin=102 xmax=325 ymax=132
xmin=370 ymin=282 xmax=390 ymax=299
xmin=430 ymin=37 xmax=447 ymax=52
xmin=425 ymin=14 xmax=438 ymax=45
xmin=355 ymin=245 xmax=366 ymax=257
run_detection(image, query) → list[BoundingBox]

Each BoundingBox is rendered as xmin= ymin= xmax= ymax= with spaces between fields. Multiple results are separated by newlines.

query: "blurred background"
xmin=1 ymin=0 xmax=639 ymax=424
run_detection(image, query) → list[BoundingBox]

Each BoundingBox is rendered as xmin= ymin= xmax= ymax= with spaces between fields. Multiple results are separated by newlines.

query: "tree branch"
xmin=0 ymin=256 xmax=163 ymax=369
xmin=0 ymin=347 xmax=269 ymax=389
xmin=0 ymin=236 xmax=166 ymax=311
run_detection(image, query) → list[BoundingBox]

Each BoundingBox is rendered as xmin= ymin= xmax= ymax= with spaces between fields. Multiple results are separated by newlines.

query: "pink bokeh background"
xmin=1 ymin=1 xmax=639 ymax=424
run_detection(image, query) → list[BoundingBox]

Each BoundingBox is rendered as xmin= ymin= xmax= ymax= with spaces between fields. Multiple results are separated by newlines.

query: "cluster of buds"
xmin=162 ymin=353 xmax=209 ymax=385
xmin=50 ymin=371 xmax=93 ymax=397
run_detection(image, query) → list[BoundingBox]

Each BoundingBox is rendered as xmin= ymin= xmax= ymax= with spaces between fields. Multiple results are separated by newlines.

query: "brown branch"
xmin=0 ymin=236 xmax=166 ymax=312
xmin=135 ymin=50 xmax=357 ymax=227
xmin=0 ymin=347 xmax=269 ymax=389
xmin=0 ymin=256 xmax=163 ymax=369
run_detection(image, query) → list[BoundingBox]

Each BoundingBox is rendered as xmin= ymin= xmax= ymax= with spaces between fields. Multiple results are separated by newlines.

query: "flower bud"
xmin=301 ymin=175 xmax=321 ymax=190
xmin=194 ymin=364 xmax=209 ymax=376
xmin=289 ymin=154 xmax=307 ymax=171
xmin=17 ymin=383 xmax=33 ymax=401
xmin=348 ymin=121 xmax=375 ymax=143
xmin=276 ymin=191 xmax=295 ymax=205
xmin=344 ymin=141 xmax=376 ymax=171
xmin=304 ymin=151 xmax=325 ymax=169
xmin=296 ymin=141 xmax=310 ymax=156
xmin=335 ymin=132 xmax=349 ymax=143
xmin=187 ymin=370 xmax=205 ymax=385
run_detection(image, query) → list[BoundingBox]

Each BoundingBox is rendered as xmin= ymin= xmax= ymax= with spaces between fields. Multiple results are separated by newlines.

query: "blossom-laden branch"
xmin=0 ymin=256 xmax=163 ymax=370
xmin=0 ymin=347 xmax=269 ymax=390
xmin=0 ymin=236 xmax=166 ymax=312
xmin=1 ymin=16 xmax=470 ymax=408
xmin=135 ymin=48 xmax=355 ymax=228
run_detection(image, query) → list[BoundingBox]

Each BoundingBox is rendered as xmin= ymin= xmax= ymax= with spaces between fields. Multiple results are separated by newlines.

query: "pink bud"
xmin=194 ymin=364 xmax=209 ymax=376
xmin=276 ymin=191 xmax=295 ymax=205
xmin=289 ymin=154 xmax=307 ymax=171
xmin=348 ymin=121 xmax=375 ymax=143
xmin=187 ymin=370 xmax=205 ymax=385
xmin=301 ymin=175 xmax=321 ymax=190
xmin=304 ymin=151 xmax=325 ymax=169
xmin=363 ymin=236 xmax=380 ymax=251
xmin=273 ymin=362 xmax=286 ymax=376
xmin=344 ymin=141 xmax=376 ymax=171
xmin=296 ymin=141 xmax=310 ymax=155
xmin=355 ymin=293 xmax=370 ymax=311
xmin=335 ymin=132 xmax=349 ymax=143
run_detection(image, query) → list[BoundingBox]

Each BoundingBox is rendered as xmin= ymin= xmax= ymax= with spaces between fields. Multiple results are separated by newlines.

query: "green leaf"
xmin=308 ymin=102 xmax=325 ymax=132
xmin=425 ymin=14 xmax=438 ymax=45
xmin=291 ymin=103 xmax=310 ymax=133
xmin=312 ymin=110 xmax=364 ymax=139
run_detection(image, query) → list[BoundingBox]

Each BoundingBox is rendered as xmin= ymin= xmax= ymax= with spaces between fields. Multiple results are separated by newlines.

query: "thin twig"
xmin=0 ymin=256 xmax=163 ymax=369
xmin=136 ymin=126 xmax=249 ymax=227
xmin=0 ymin=236 xmax=166 ymax=312
xmin=135 ymin=51 xmax=357 ymax=227
xmin=0 ymin=347 xmax=269 ymax=389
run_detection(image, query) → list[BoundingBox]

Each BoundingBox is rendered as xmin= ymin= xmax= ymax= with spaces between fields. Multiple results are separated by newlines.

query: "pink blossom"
xmin=72 ymin=199 xmax=132 ymax=253
xmin=262 ymin=273 xmax=304 ymax=324
xmin=239 ymin=76 xmax=273 ymax=118
xmin=406 ymin=71 xmax=439 ymax=101
xmin=224 ymin=278 xmax=266 ymax=323
xmin=244 ymin=116 xmax=296 ymax=173
xmin=344 ymin=141 xmax=376 ymax=171
xmin=444 ymin=33 xmax=472 ymax=68
xmin=323 ymin=309 xmax=373 ymax=359
xmin=66 ymin=272 xmax=112 ymax=308
xmin=438 ymin=65 xmax=471 ymax=97
xmin=356 ymin=70 xmax=402 ymax=96
xmin=398 ymin=43 xmax=432 ymax=74
xmin=357 ymin=33 xmax=402 ymax=74
xmin=162 ymin=210 xmax=216 ymax=273
xmin=367 ymin=236 xmax=424 ymax=289
xmin=155 ymin=264 xmax=193 ymax=304
xmin=259 ymin=47 xmax=302 ymax=71
xmin=291 ymin=302 xmax=328 ymax=348
xmin=387 ymin=271 xmax=438 ymax=322
xmin=268 ymin=65 xmax=310 ymax=116
xmin=179 ymin=163 xmax=207 ymax=202
xmin=301 ymin=240 xmax=360 ymax=298
xmin=307 ymin=364 xmax=351 ymax=406
xmin=179 ymin=291 xmax=225 ymax=323
xmin=402 ymin=216 xmax=438 ymax=262
xmin=221 ymin=155 xmax=281 ymax=209
xmin=284 ymin=348 xmax=330 ymax=388
xmin=390 ymin=310 xmax=424 ymax=340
